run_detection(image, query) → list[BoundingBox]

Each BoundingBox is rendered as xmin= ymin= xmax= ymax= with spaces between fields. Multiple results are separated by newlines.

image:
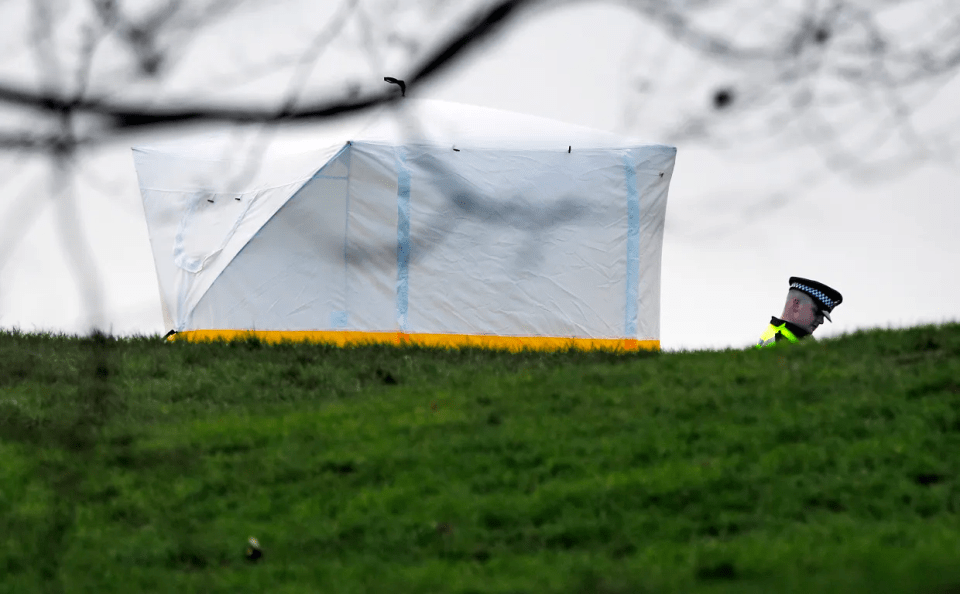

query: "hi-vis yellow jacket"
xmin=755 ymin=318 xmax=806 ymax=348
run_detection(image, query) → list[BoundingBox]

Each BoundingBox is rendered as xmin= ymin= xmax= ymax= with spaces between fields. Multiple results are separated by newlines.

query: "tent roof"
xmin=132 ymin=100 xmax=670 ymax=195
xmin=351 ymin=99 xmax=655 ymax=150
xmin=133 ymin=99 xmax=663 ymax=159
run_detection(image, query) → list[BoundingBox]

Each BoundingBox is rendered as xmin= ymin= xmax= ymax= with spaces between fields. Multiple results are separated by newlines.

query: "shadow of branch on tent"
xmin=342 ymin=151 xmax=593 ymax=272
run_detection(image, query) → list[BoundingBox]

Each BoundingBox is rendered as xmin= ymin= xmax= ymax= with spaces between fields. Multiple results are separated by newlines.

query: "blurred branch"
xmin=1 ymin=0 xmax=957 ymax=161
xmin=89 ymin=0 xmax=249 ymax=77
xmin=0 ymin=133 xmax=87 ymax=151
xmin=279 ymin=0 xmax=360 ymax=113
xmin=29 ymin=0 xmax=63 ymax=92
xmin=0 ymin=0 xmax=531 ymax=140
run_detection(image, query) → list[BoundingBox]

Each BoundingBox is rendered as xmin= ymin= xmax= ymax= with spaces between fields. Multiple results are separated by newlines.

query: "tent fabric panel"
xmin=134 ymin=187 xmax=191 ymax=332
xmin=172 ymin=181 xmax=317 ymax=330
xmin=398 ymin=145 xmax=629 ymax=339
xmin=132 ymin=143 xmax=347 ymax=333
xmin=623 ymin=151 xmax=640 ymax=338
xmin=187 ymin=174 xmax=349 ymax=331
xmin=343 ymin=144 xmax=401 ymax=332
xmin=633 ymin=145 xmax=677 ymax=341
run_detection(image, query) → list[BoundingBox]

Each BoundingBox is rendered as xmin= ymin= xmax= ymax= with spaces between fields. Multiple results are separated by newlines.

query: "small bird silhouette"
xmin=383 ymin=77 xmax=406 ymax=97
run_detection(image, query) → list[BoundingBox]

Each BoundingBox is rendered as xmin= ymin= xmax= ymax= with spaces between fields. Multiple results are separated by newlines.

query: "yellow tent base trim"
xmin=169 ymin=330 xmax=659 ymax=352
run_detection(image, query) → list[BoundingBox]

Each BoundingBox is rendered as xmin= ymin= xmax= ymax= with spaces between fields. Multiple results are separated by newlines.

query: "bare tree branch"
xmin=279 ymin=0 xmax=360 ymax=113
xmin=0 ymin=0 xmax=532 ymax=138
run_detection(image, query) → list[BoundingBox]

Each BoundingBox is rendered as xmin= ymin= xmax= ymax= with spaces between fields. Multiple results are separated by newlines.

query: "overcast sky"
xmin=0 ymin=0 xmax=957 ymax=351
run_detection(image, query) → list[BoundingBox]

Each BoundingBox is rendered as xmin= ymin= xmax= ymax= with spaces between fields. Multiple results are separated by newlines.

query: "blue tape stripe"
xmin=624 ymin=152 xmax=640 ymax=338
xmin=395 ymin=147 xmax=411 ymax=332
xmin=343 ymin=142 xmax=352 ymax=324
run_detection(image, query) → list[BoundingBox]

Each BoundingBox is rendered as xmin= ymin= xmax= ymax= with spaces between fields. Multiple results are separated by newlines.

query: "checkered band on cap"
xmin=791 ymin=282 xmax=837 ymax=310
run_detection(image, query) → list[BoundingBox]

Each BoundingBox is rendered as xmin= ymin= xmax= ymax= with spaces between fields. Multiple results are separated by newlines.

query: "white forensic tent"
xmin=132 ymin=100 xmax=677 ymax=351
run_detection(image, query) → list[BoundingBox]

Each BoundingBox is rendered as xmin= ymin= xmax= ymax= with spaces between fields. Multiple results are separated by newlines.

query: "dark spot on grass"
xmin=0 ymin=406 xmax=46 ymax=445
xmin=472 ymin=548 xmax=490 ymax=563
xmin=208 ymin=442 xmax=253 ymax=456
xmin=110 ymin=446 xmax=196 ymax=471
xmin=546 ymin=531 xmax=579 ymax=549
xmin=696 ymin=561 xmax=737 ymax=580
xmin=109 ymin=433 xmax=135 ymax=447
xmin=92 ymin=485 xmax=121 ymax=502
xmin=57 ymin=425 xmax=96 ymax=452
xmin=476 ymin=396 xmax=492 ymax=405
xmin=95 ymin=362 xmax=110 ymax=379
xmin=775 ymin=425 xmax=809 ymax=444
xmin=109 ymin=503 xmax=149 ymax=526
xmin=481 ymin=511 xmax=507 ymax=529
xmin=487 ymin=412 xmax=502 ymax=425
xmin=241 ymin=336 xmax=264 ymax=349
xmin=170 ymin=550 xmax=208 ymax=571
xmin=112 ymin=452 xmax=135 ymax=467
xmin=548 ymin=461 xmax=575 ymax=477
xmin=806 ymin=496 xmax=846 ymax=512
xmin=916 ymin=473 xmax=943 ymax=486
xmin=611 ymin=541 xmax=636 ymax=558
xmin=3 ymin=556 xmax=24 ymax=573
xmin=375 ymin=368 xmax=398 ymax=385
xmin=907 ymin=380 xmax=960 ymax=399
xmin=274 ymin=467 xmax=307 ymax=483
xmin=436 ymin=522 xmax=454 ymax=535
xmin=322 ymin=460 xmax=355 ymax=475
xmin=0 ymin=359 xmax=34 ymax=387
xmin=337 ymin=525 xmax=365 ymax=545
xmin=826 ymin=500 xmax=846 ymax=512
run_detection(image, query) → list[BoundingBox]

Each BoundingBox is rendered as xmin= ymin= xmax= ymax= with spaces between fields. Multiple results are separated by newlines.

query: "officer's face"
xmin=782 ymin=290 xmax=822 ymax=333
xmin=811 ymin=310 xmax=825 ymax=331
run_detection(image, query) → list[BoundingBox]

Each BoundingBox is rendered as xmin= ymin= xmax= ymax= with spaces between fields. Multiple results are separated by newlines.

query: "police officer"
xmin=756 ymin=277 xmax=843 ymax=347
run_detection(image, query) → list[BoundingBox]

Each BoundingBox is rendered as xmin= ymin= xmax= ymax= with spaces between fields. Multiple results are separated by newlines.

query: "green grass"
xmin=1 ymin=324 xmax=959 ymax=593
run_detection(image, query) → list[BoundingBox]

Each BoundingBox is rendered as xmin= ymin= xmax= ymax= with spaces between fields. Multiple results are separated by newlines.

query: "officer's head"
xmin=780 ymin=277 xmax=843 ymax=334
xmin=781 ymin=289 xmax=825 ymax=333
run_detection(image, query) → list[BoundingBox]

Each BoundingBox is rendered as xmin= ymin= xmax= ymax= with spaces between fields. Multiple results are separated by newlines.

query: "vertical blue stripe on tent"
xmin=395 ymin=147 xmax=411 ymax=332
xmin=623 ymin=152 xmax=640 ymax=338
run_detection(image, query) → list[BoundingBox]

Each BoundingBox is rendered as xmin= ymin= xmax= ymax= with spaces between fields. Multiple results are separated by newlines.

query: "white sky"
xmin=0 ymin=1 xmax=958 ymax=351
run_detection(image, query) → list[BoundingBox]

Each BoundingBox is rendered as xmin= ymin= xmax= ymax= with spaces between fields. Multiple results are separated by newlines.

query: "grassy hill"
xmin=1 ymin=323 xmax=959 ymax=593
